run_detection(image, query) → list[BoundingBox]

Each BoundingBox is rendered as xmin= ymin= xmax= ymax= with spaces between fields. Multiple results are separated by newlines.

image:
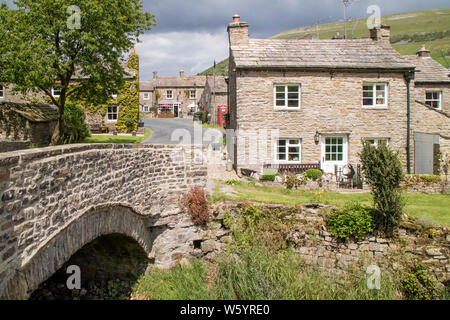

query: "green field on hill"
xmin=199 ymin=8 xmax=450 ymax=76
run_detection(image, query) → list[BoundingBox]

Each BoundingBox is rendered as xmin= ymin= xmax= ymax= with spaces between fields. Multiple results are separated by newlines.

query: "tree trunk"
xmin=50 ymin=105 xmax=65 ymax=146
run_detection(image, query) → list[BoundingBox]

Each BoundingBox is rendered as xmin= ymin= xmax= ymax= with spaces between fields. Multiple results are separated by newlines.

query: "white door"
xmin=321 ymin=136 xmax=348 ymax=174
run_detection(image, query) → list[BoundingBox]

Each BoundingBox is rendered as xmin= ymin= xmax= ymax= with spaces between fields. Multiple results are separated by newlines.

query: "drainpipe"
xmin=404 ymin=71 xmax=414 ymax=174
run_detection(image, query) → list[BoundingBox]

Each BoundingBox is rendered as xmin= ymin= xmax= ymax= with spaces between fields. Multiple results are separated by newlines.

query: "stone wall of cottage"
xmin=0 ymin=144 xmax=208 ymax=299
xmin=233 ymin=70 xmax=409 ymax=172
xmin=154 ymin=87 xmax=205 ymax=116
xmin=412 ymin=83 xmax=450 ymax=114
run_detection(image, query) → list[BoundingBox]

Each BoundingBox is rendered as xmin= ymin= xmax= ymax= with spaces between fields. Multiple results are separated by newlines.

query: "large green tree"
xmin=0 ymin=0 xmax=155 ymax=144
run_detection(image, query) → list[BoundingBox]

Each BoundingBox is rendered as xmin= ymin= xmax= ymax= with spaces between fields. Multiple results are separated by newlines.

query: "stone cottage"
xmin=404 ymin=46 xmax=450 ymax=175
xmin=140 ymin=70 xmax=206 ymax=118
xmin=199 ymin=75 xmax=228 ymax=126
xmin=0 ymin=101 xmax=58 ymax=152
xmin=226 ymin=15 xmax=449 ymax=176
xmin=139 ymin=81 xmax=154 ymax=115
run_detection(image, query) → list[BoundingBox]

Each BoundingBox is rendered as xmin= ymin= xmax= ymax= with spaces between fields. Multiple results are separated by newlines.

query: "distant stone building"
xmin=0 ymin=101 xmax=58 ymax=152
xmin=139 ymin=81 xmax=154 ymax=115
xmin=226 ymin=15 xmax=450 ymax=176
xmin=199 ymin=75 xmax=228 ymax=125
xmin=139 ymin=70 xmax=206 ymax=118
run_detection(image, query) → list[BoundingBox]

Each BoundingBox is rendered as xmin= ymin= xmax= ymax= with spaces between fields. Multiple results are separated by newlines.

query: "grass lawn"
xmin=200 ymin=123 xmax=224 ymax=130
xmin=211 ymin=181 xmax=450 ymax=226
xmin=81 ymin=128 xmax=152 ymax=144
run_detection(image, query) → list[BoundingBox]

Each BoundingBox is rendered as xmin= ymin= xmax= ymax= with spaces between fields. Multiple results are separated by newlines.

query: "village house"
xmin=226 ymin=15 xmax=450 ymax=176
xmin=139 ymin=70 xmax=206 ymax=118
xmin=199 ymin=75 xmax=228 ymax=126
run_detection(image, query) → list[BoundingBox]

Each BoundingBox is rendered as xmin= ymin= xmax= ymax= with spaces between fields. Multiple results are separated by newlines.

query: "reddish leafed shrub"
xmin=181 ymin=186 xmax=211 ymax=225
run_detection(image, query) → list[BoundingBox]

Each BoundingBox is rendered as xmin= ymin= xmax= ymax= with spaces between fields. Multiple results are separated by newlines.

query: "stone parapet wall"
xmin=0 ymin=144 xmax=208 ymax=299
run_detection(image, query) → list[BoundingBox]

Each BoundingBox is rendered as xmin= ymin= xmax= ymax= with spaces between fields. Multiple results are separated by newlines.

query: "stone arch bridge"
xmin=0 ymin=144 xmax=208 ymax=299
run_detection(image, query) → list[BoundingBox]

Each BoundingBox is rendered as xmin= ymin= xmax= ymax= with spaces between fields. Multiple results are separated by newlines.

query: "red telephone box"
xmin=217 ymin=105 xmax=228 ymax=127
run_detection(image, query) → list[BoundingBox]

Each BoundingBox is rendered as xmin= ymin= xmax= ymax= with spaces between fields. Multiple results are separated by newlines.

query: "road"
xmin=142 ymin=118 xmax=223 ymax=145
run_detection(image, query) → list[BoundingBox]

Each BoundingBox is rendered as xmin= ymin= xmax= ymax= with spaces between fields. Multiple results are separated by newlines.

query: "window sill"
xmin=362 ymin=106 xmax=388 ymax=110
xmin=274 ymin=107 xmax=301 ymax=111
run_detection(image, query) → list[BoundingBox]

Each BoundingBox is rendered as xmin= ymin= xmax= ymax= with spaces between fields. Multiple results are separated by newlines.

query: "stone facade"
xmin=0 ymin=144 xmax=208 ymax=299
xmin=226 ymin=16 xmax=450 ymax=176
xmin=199 ymin=76 xmax=228 ymax=126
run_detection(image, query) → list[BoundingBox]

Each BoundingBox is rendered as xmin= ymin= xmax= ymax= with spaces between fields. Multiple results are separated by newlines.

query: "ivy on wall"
xmin=115 ymin=54 xmax=140 ymax=133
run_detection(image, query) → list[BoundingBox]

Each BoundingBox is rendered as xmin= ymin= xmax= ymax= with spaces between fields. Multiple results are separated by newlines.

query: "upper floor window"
xmin=143 ymin=92 xmax=150 ymax=100
xmin=51 ymin=87 xmax=61 ymax=98
xmin=366 ymin=138 xmax=390 ymax=148
xmin=166 ymin=90 xmax=173 ymax=99
xmin=190 ymin=90 xmax=196 ymax=99
xmin=111 ymin=94 xmax=118 ymax=100
xmin=0 ymin=84 xmax=4 ymax=98
xmin=363 ymin=83 xmax=387 ymax=108
xmin=425 ymin=91 xmax=442 ymax=110
xmin=276 ymin=138 xmax=301 ymax=163
xmin=107 ymin=106 xmax=118 ymax=122
xmin=274 ymin=84 xmax=301 ymax=110
xmin=143 ymin=105 xmax=149 ymax=112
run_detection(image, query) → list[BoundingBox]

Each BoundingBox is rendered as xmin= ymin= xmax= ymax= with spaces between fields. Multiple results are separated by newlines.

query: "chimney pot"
xmin=131 ymin=47 xmax=136 ymax=55
xmin=180 ymin=69 xmax=185 ymax=78
xmin=233 ymin=14 xmax=240 ymax=23
xmin=153 ymin=71 xmax=158 ymax=80
xmin=227 ymin=14 xmax=249 ymax=47
xmin=416 ymin=44 xmax=431 ymax=58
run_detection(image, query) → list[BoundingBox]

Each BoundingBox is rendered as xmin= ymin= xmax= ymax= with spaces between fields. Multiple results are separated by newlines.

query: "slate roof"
xmin=153 ymin=76 xmax=206 ymax=88
xmin=140 ymin=81 xmax=154 ymax=91
xmin=206 ymin=76 xmax=227 ymax=94
xmin=0 ymin=101 xmax=58 ymax=122
xmin=72 ymin=63 xmax=136 ymax=80
xmin=232 ymin=39 xmax=416 ymax=71
xmin=403 ymin=55 xmax=450 ymax=83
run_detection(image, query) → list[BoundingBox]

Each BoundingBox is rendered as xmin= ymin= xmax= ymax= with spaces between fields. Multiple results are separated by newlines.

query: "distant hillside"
xmin=197 ymin=59 xmax=228 ymax=76
xmin=198 ymin=8 xmax=450 ymax=75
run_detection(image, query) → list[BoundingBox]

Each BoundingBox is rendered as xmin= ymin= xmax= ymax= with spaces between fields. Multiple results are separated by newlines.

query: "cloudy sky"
xmin=136 ymin=0 xmax=449 ymax=80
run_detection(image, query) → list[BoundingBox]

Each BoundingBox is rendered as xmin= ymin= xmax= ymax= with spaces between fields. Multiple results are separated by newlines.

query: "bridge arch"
xmin=1 ymin=204 xmax=152 ymax=300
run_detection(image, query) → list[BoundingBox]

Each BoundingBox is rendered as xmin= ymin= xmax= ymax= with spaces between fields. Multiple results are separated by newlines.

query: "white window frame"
xmin=143 ymin=92 xmax=150 ymax=100
xmin=112 ymin=94 xmax=118 ymax=100
xmin=365 ymin=138 xmax=390 ymax=147
xmin=143 ymin=105 xmax=149 ymax=112
xmin=51 ymin=87 xmax=61 ymax=98
xmin=190 ymin=90 xmax=196 ymax=99
xmin=166 ymin=90 xmax=173 ymax=99
xmin=0 ymin=84 xmax=4 ymax=99
xmin=274 ymin=138 xmax=302 ymax=164
xmin=273 ymin=84 xmax=301 ymax=110
xmin=321 ymin=135 xmax=348 ymax=173
xmin=107 ymin=106 xmax=118 ymax=122
xmin=425 ymin=91 xmax=442 ymax=110
xmin=362 ymin=83 xmax=388 ymax=109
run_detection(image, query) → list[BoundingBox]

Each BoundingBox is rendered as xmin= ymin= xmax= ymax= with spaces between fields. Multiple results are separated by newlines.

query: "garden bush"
xmin=401 ymin=263 xmax=438 ymax=300
xmin=261 ymin=169 xmax=279 ymax=182
xmin=327 ymin=202 xmax=374 ymax=240
xmin=303 ymin=169 xmax=323 ymax=181
xmin=181 ymin=186 xmax=211 ymax=225
xmin=62 ymin=101 xmax=90 ymax=144
xmin=359 ymin=140 xmax=404 ymax=233
xmin=284 ymin=173 xmax=299 ymax=189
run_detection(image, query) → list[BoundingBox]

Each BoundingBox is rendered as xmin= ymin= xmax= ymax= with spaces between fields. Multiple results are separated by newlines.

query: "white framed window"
xmin=166 ymin=90 xmax=173 ymax=99
xmin=107 ymin=106 xmax=118 ymax=122
xmin=363 ymin=83 xmax=388 ymax=108
xmin=366 ymin=138 xmax=390 ymax=147
xmin=425 ymin=91 xmax=442 ymax=110
xmin=0 ymin=84 xmax=4 ymax=99
xmin=143 ymin=92 xmax=150 ymax=100
xmin=51 ymin=87 xmax=61 ymax=98
xmin=275 ymin=138 xmax=301 ymax=163
xmin=190 ymin=90 xmax=196 ymax=99
xmin=143 ymin=105 xmax=149 ymax=112
xmin=274 ymin=84 xmax=301 ymax=110
xmin=112 ymin=94 xmax=118 ymax=100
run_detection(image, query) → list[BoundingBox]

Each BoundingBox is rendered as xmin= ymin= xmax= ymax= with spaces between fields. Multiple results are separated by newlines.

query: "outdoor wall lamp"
xmin=314 ymin=130 xmax=320 ymax=145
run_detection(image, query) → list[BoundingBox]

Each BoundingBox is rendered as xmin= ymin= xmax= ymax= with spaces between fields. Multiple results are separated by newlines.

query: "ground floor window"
xmin=0 ymin=84 xmax=4 ymax=98
xmin=366 ymin=138 xmax=390 ymax=147
xmin=324 ymin=137 xmax=344 ymax=161
xmin=276 ymin=139 xmax=301 ymax=163
xmin=143 ymin=105 xmax=149 ymax=112
xmin=107 ymin=106 xmax=118 ymax=122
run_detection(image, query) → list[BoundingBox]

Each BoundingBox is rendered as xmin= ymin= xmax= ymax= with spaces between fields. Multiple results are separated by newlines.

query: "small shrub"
xmin=359 ymin=140 xmax=404 ymax=233
xmin=284 ymin=173 xmax=299 ymax=189
xmin=303 ymin=169 xmax=323 ymax=181
xmin=225 ymin=179 xmax=240 ymax=186
xmin=261 ymin=169 xmax=279 ymax=182
xmin=181 ymin=186 xmax=211 ymax=225
xmin=401 ymin=264 xmax=437 ymax=300
xmin=327 ymin=202 xmax=374 ymax=241
xmin=62 ymin=101 xmax=90 ymax=144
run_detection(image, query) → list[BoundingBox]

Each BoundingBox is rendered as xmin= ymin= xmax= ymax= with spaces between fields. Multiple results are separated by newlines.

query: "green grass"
xmin=211 ymin=182 xmax=450 ymax=226
xmin=200 ymin=123 xmax=224 ymax=130
xmin=393 ymin=38 xmax=450 ymax=67
xmin=80 ymin=129 xmax=152 ymax=144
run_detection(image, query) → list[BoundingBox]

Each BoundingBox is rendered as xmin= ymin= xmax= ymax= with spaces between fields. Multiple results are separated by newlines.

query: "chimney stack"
xmin=370 ymin=25 xmax=391 ymax=43
xmin=227 ymin=14 xmax=249 ymax=47
xmin=153 ymin=71 xmax=158 ymax=80
xmin=416 ymin=45 xmax=431 ymax=58
xmin=180 ymin=68 xmax=185 ymax=78
xmin=131 ymin=47 xmax=136 ymax=55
